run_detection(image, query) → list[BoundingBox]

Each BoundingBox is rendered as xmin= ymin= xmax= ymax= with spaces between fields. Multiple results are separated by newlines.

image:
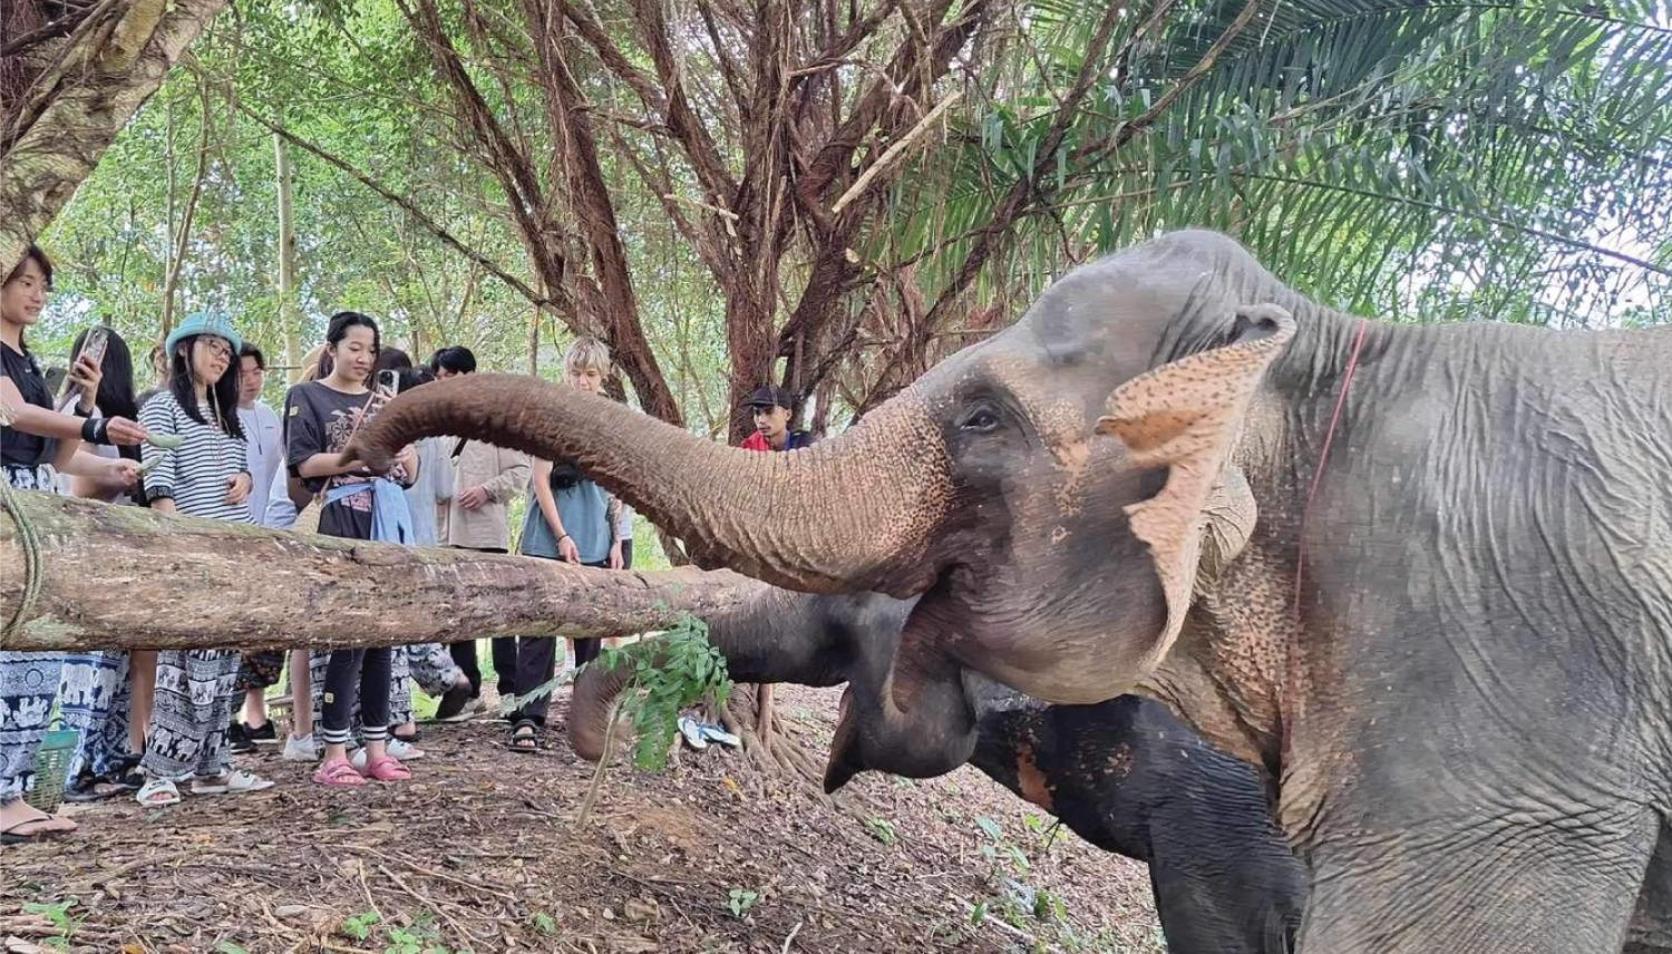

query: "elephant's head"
xmin=346 ymin=230 xmax=1310 ymax=786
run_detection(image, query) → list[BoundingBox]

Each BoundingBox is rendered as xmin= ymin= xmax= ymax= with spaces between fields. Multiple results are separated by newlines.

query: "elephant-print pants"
xmin=0 ymin=463 xmax=62 ymax=805
xmin=140 ymin=649 xmax=240 ymax=782
xmin=0 ymin=652 xmax=62 ymax=805
xmin=58 ymin=651 xmax=133 ymax=781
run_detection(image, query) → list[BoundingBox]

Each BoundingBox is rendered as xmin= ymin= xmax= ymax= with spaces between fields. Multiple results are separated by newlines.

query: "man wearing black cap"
xmin=741 ymin=384 xmax=814 ymax=452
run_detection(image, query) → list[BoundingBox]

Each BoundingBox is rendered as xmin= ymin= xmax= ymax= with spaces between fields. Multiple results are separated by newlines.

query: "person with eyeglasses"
xmin=131 ymin=312 xmax=274 ymax=807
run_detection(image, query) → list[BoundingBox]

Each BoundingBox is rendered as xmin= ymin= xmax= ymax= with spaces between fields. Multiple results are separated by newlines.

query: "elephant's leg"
xmin=1299 ymin=805 xmax=1660 ymax=953
xmin=1625 ymin=820 xmax=1672 ymax=954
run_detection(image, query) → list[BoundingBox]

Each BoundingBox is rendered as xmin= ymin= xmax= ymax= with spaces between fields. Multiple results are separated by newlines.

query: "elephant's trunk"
xmin=570 ymin=654 xmax=639 ymax=761
xmin=569 ymin=586 xmax=863 ymax=761
xmin=344 ymin=374 xmax=948 ymax=595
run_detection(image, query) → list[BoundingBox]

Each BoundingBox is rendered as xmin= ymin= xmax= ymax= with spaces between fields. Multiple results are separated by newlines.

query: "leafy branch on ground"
xmin=597 ymin=617 xmax=732 ymax=773
xmin=577 ymin=616 xmax=732 ymax=824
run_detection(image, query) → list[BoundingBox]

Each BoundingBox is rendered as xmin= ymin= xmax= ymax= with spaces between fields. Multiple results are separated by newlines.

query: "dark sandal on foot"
xmin=508 ymin=721 xmax=541 ymax=753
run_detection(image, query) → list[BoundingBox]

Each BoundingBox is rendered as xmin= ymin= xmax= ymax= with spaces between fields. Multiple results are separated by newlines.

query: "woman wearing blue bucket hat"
xmin=131 ymin=310 xmax=275 ymax=807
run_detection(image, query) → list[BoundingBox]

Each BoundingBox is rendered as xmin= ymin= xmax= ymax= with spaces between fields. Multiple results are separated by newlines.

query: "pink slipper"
xmin=359 ymin=755 xmax=411 ymax=783
xmin=313 ymin=757 xmax=366 ymax=787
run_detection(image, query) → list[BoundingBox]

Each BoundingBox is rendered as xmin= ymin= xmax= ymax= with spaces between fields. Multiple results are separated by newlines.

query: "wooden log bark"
xmin=0 ymin=492 xmax=761 ymax=653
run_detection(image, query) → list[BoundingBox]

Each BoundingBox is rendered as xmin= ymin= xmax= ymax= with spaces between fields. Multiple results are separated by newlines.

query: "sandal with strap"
xmin=313 ymin=757 xmax=366 ymax=788
xmin=508 ymin=721 xmax=542 ymax=754
xmin=135 ymin=777 xmax=182 ymax=807
xmin=358 ymin=755 xmax=411 ymax=783
xmin=0 ymin=813 xmax=75 ymax=844
xmin=191 ymin=768 xmax=276 ymax=796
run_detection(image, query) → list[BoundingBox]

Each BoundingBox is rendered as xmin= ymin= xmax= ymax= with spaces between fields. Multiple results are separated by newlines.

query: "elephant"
xmin=565 ymin=586 xmax=1307 ymax=954
xmin=345 ymin=229 xmax=1672 ymax=952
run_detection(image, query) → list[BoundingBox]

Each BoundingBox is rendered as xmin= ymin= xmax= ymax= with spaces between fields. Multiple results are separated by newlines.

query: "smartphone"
xmin=56 ymin=326 xmax=110 ymax=412
xmin=375 ymin=369 xmax=401 ymax=397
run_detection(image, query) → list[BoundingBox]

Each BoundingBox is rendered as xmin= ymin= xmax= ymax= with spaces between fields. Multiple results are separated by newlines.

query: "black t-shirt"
xmin=1 ymin=341 xmax=57 ymax=467
xmin=283 ymin=380 xmax=411 ymax=540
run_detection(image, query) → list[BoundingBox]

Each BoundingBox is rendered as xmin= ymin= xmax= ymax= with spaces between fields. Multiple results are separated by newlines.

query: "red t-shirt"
xmin=740 ymin=431 xmax=771 ymax=452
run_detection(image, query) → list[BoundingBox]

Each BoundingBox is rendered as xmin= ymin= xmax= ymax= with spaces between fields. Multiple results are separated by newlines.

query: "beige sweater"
xmin=440 ymin=439 xmax=530 ymax=551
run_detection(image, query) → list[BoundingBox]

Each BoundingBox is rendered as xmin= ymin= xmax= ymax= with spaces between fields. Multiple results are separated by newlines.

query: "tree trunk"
xmin=0 ymin=0 xmax=229 ymax=274
xmin=275 ymin=130 xmax=300 ymax=380
xmin=0 ymin=492 xmax=760 ymax=653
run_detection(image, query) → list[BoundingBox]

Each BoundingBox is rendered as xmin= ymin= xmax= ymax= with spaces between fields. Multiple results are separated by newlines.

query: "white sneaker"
xmin=281 ymin=734 xmax=320 ymax=762
xmin=388 ymin=738 xmax=425 ymax=761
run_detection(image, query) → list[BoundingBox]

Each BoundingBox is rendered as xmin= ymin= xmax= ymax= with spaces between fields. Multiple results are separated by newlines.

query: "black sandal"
xmin=508 ymin=721 xmax=541 ymax=753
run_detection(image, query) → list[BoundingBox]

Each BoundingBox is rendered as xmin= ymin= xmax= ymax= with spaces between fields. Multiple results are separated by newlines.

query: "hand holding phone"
xmin=57 ymin=326 xmax=111 ymax=412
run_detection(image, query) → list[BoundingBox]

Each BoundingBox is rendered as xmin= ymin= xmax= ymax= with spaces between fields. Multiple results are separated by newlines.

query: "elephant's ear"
xmin=1096 ymin=304 xmax=1296 ymax=662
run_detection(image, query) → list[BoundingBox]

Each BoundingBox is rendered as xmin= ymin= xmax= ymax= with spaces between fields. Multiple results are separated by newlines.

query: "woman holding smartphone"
xmin=1 ymin=246 xmax=147 ymax=843
xmin=284 ymin=311 xmax=418 ymax=787
xmin=58 ymin=326 xmax=149 ymax=802
xmin=131 ymin=311 xmax=275 ymax=807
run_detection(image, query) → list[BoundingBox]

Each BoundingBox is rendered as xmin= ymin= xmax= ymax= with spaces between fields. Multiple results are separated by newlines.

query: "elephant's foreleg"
xmin=1299 ymin=806 xmax=1660 ymax=953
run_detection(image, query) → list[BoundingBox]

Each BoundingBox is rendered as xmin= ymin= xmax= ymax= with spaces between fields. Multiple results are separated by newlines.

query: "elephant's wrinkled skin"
xmin=348 ymin=230 xmax=1672 ymax=952
xmin=568 ymin=588 xmax=1306 ymax=954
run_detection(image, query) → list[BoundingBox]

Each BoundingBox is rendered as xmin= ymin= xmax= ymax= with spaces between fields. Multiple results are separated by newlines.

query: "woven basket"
xmin=25 ymin=729 xmax=78 ymax=813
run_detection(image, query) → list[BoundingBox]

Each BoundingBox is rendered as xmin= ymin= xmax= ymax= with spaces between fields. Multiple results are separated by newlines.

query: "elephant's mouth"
xmin=821 ymin=587 xmax=984 ymax=791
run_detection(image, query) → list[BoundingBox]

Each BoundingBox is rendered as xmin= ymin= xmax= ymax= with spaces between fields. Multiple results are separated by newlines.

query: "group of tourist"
xmin=0 ymin=244 xmax=814 ymax=844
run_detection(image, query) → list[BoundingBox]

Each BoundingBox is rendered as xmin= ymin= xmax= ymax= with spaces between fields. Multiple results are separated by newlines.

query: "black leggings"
xmin=320 ymin=647 xmax=392 ymax=747
xmin=512 ymin=559 xmax=609 ymax=725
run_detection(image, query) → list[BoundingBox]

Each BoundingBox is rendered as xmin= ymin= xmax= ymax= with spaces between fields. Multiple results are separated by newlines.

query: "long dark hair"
xmin=72 ymin=326 xmax=140 ymax=461
xmin=325 ymin=311 xmax=380 ymax=383
xmin=167 ymin=334 xmax=244 ymax=438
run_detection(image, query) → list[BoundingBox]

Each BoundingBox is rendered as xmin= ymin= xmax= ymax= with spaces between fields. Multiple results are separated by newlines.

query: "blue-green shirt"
xmin=520 ymin=475 xmax=613 ymax=564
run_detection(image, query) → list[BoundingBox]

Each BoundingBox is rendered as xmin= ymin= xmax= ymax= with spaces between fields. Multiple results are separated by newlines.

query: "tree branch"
xmin=239 ymin=105 xmax=562 ymax=315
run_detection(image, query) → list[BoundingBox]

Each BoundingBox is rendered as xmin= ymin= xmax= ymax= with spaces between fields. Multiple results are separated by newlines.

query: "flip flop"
xmin=191 ymin=768 xmax=276 ymax=796
xmin=0 ymin=815 xmax=74 ymax=844
xmin=677 ymin=716 xmax=709 ymax=751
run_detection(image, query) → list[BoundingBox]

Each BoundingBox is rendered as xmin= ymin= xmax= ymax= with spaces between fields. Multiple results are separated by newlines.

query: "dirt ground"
xmin=0 ymin=684 xmax=1162 ymax=953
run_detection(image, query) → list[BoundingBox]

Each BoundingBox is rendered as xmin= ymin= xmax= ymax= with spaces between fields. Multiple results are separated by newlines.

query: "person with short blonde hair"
xmin=506 ymin=336 xmax=623 ymax=752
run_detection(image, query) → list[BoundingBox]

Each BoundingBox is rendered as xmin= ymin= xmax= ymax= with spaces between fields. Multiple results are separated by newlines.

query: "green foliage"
xmin=383 ymin=917 xmax=451 ymax=954
xmin=595 ymin=617 xmax=732 ymax=772
xmin=22 ymin=898 xmax=81 ymax=950
xmin=864 ymin=816 xmax=898 ymax=846
xmin=29 ymin=0 xmax=1670 ymax=448
xmin=726 ymin=888 xmax=760 ymax=919
xmin=339 ymin=910 xmax=382 ymax=941
xmin=530 ymin=911 xmax=559 ymax=936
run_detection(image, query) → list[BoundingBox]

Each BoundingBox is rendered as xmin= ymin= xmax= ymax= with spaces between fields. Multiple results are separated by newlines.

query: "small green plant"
xmin=339 ymin=910 xmax=381 ymax=941
xmin=864 ymin=816 xmax=898 ymax=846
xmin=214 ymin=943 xmax=251 ymax=954
xmin=531 ymin=911 xmax=559 ymax=936
xmin=22 ymin=898 xmax=81 ymax=951
xmin=726 ymin=888 xmax=759 ymax=919
xmin=1022 ymin=812 xmax=1067 ymax=851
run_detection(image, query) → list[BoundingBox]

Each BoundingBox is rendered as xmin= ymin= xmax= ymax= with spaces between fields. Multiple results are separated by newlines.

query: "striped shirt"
xmin=140 ymin=390 xmax=252 ymax=523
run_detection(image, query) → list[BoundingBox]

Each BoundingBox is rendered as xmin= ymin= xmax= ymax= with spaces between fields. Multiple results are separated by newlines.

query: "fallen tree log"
xmin=0 ymin=491 xmax=763 ymax=653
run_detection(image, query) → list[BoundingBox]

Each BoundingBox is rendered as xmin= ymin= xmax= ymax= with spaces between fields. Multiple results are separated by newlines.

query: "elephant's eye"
xmin=959 ymin=407 xmax=1001 ymax=433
